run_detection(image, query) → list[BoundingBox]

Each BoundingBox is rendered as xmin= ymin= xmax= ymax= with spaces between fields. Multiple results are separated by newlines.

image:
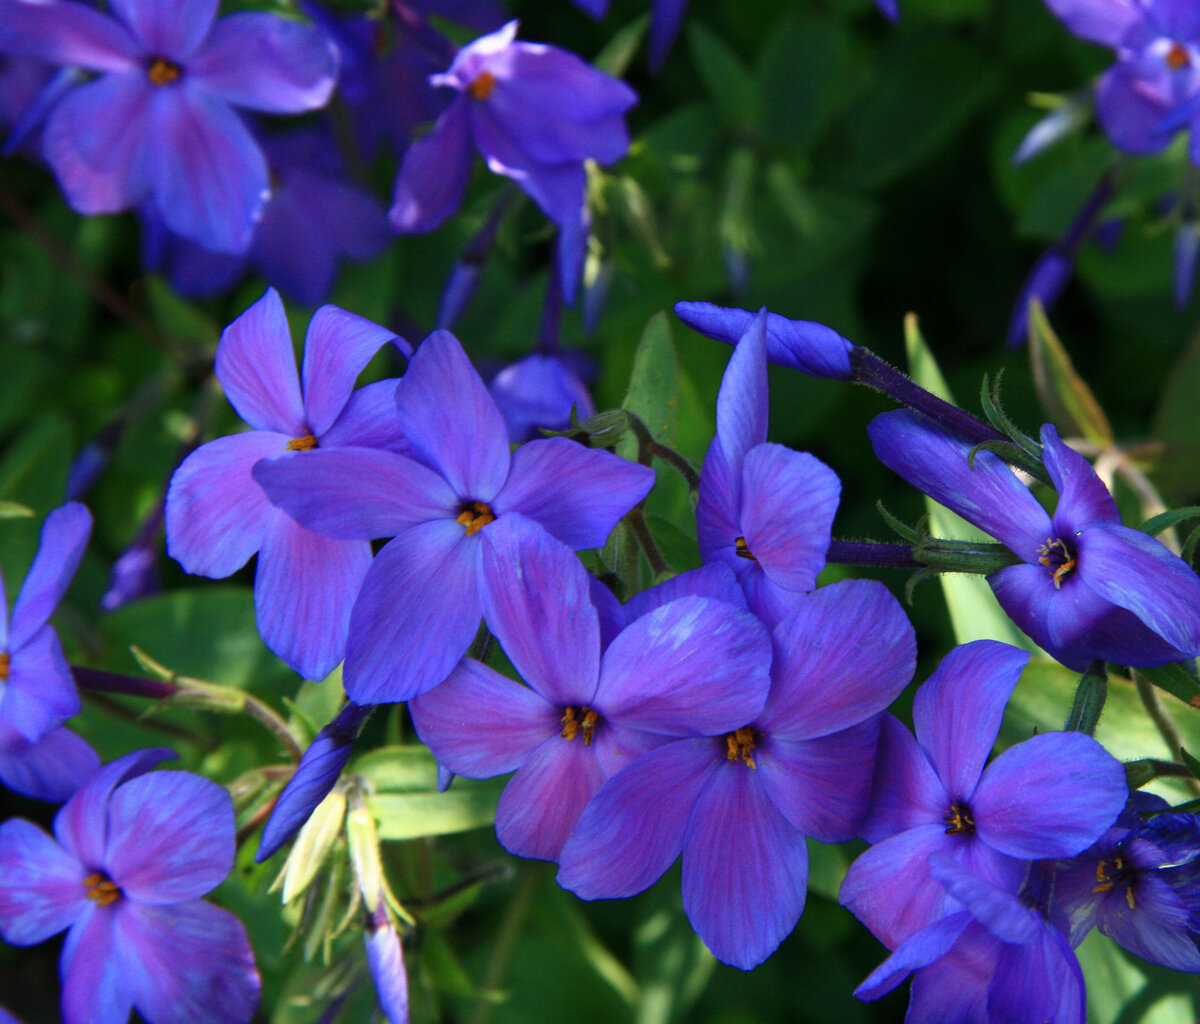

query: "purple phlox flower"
xmin=409 ymin=515 xmax=772 ymax=863
xmin=256 ymin=700 xmax=373 ymax=862
xmin=675 ymin=301 xmax=855 ymax=381
xmin=0 ymin=719 xmax=98 ymax=803
xmin=0 ymin=748 xmax=259 ymax=1024
xmin=874 ymin=0 xmax=899 ymax=21
xmin=253 ymin=328 xmax=655 ymax=705
xmin=557 ymin=577 xmax=916 ymax=970
xmin=855 ymin=856 xmax=1086 ymax=1024
xmin=0 ymin=501 xmax=90 ymax=747
xmin=365 ymin=900 xmax=409 ymax=1024
xmin=0 ymin=0 xmax=338 ymax=253
xmin=0 ymin=56 xmax=79 ymax=156
xmin=101 ymin=498 xmax=164 ymax=612
xmin=566 ymin=0 xmax=690 ymax=71
xmin=1050 ymin=791 xmax=1200 ymax=971
xmin=695 ymin=310 xmax=841 ymax=627
xmin=489 ymin=352 xmax=596 ymax=443
xmin=839 ymin=640 xmax=1128 ymax=953
xmin=390 ymin=20 xmax=637 ymax=303
xmin=166 ymin=288 xmax=410 ymax=681
xmin=869 ymin=412 xmax=1200 ymax=669
xmin=142 ymin=125 xmax=393 ymax=305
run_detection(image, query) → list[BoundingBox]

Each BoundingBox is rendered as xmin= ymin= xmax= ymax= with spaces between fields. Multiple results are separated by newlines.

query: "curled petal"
xmin=9 ymin=501 xmax=92 ymax=649
xmin=714 ymin=311 xmax=769 ymax=475
xmin=1041 ymin=424 xmax=1119 ymax=533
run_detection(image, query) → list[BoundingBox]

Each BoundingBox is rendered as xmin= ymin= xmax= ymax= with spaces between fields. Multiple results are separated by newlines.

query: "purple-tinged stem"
xmin=825 ymin=540 xmax=921 ymax=569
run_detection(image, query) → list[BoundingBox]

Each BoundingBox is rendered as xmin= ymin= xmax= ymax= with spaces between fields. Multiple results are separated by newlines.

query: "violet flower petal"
xmin=1041 ymin=424 xmax=1120 ymax=530
xmin=987 ymin=927 xmax=1085 ymax=1024
xmin=4 ymin=624 xmax=79 ymax=742
xmin=1096 ymin=63 xmax=1175 ymax=153
xmin=390 ymin=99 xmax=474 ymax=233
xmin=365 ymin=905 xmax=408 ymax=1024
xmin=853 ymin=912 xmax=972 ymax=1002
xmin=648 ymin=0 xmax=689 ymax=72
xmin=60 ymin=907 xmax=131 ymax=1024
xmin=109 ymin=0 xmax=216 ymax=59
xmin=1097 ymin=873 xmax=1200 ymax=971
xmin=0 ymin=722 xmax=98 ymax=803
xmin=0 ymin=1 xmax=139 ymax=71
xmin=1041 ymin=0 xmax=1142 ymax=46
xmin=0 ymin=818 xmax=88 ymax=944
xmin=319 ymin=380 xmax=409 ymax=453
xmin=9 ymin=501 xmax=91 ymax=648
xmin=714 ymin=308 xmax=768 ymax=475
xmin=859 ymin=713 xmax=947 ymax=844
xmin=621 ymin=563 xmax=746 ymax=623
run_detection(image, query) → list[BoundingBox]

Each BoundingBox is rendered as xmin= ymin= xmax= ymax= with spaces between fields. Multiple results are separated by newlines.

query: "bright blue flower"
xmin=0 ymin=720 xmax=97 ymax=804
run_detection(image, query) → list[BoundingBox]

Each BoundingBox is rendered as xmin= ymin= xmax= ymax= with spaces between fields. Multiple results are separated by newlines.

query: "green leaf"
xmin=631 ymin=894 xmax=713 ymax=1024
xmin=592 ymin=14 xmax=649 ymax=79
xmin=1075 ymin=930 xmax=1198 ymax=1024
xmin=368 ymin=780 xmax=502 ymax=840
xmin=1180 ymin=746 xmax=1200 ymax=780
xmin=1139 ymin=506 xmax=1200 ymax=536
xmin=0 ymin=501 xmax=34 ymax=519
xmin=1027 ymin=300 xmax=1114 ymax=447
xmin=622 ymin=312 xmax=679 ymax=447
xmin=355 ymin=744 xmax=440 ymax=793
xmin=685 ymin=23 xmax=759 ymax=129
xmin=1134 ymin=662 xmax=1200 ymax=706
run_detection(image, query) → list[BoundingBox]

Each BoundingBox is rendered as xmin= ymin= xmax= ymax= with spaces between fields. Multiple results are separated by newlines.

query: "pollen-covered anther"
xmin=0 ymin=652 xmax=9 ymax=681
xmin=83 ymin=871 xmax=122 ymax=908
xmin=1093 ymin=854 xmax=1127 ymax=894
xmin=943 ymin=801 xmax=975 ymax=835
xmin=286 ymin=434 xmax=318 ymax=451
xmin=561 ymin=706 xmax=600 ymax=745
xmin=456 ymin=501 xmax=495 ymax=536
xmin=468 ymin=71 xmax=498 ymax=101
xmin=724 ymin=726 xmax=758 ymax=768
xmin=1036 ymin=537 xmax=1076 ymax=589
xmin=1167 ymin=41 xmax=1191 ymax=71
xmin=147 ymin=56 xmax=182 ymax=86
xmin=733 ymin=536 xmax=758 ymax=562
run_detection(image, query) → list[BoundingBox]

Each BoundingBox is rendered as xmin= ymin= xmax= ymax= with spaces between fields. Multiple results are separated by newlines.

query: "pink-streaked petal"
xmin=853 ymin=912 xmax=972 ymax=1002
xmin=60 ymin=907 xmax=132 ymax=1024
xmin=254 ymin=448 xmax=457 ymax=539
xmin=319 ymin=379 xmax=409 ymax=453
xmin=301 ymin=307 xmax=404 ymax=437
xmin=109 ymin=0 xmax=216 ymax=58
xmin=0 ymin=1 xmax=139 ymax=71
xmin=148 ymin=84 xmax=269 ymax=254
xmin=254 ymin=520 xmax=372 ymax=681
xmin=859 ymin=714 xmax=946 ymax=844
xmin=395 ymin=330 xmax=509 ymax=499
xmin=681 ymin=765 xmax=808 ymax=970
xmin=478 ymin=514 xmax=599 ymax=705
xmin=758 ymin=719 xmax=880 ymax=843
xmin=190 ymin=12 xmax=337 ymax=112
xmin=761 ymin=580 xmax=916 ymax=740
xmin=1041 ymin=424 xmax=1119 ymax=533
xmin=557 ymin=739 xmax=717 ymax=899
xmin=1041 ymin=0 xmax=1141 ymax=46
xmin=116 ymin=900 xmax=260 ymax=1024
xmin=867 ymin=410 xmax=1051 ymax=562
xmin=929 ymin=855 xmax=1040 ymax=945
xmin=213 ymin=288 xmax=304 ymax=434
xmin=343 ymin=522 xmax=481 ymax=704
xmin=105 ymin=771 xmax=233 ymax=903
xmin=0 ymin=722 xmax=98 ymax=803
xmin=54 ymin=748 xmax=176 ymax=870
xmin=390 ymin=99 xmax=474 ymax=233
xmin=737 ymin=444 xmax=839 ymax=593
xmin=495 ymin=735 xmax=606 ymax=863
xmin=911 ymin=640 xmax=1029 ymax=803
xmin=42 ymin=72 xmax=152 ymax=214
xmin=410 ymin=658 xmax=560 ymax=778
xmin=10 ymin=502 xmax=90 ymax=647
xmin=973 ymin=731 xmax=1127 ymax=860
xmin=0 ymin=818 xmax=87 ymax=944
xmin=598 ymin=597 xmax=771 ymax=735
xmin=494 ymin=438 xmax=655 ymax=551
xmin=714 ymin=310 xmax=768 ymax=477
xmin=3 ymin=624 xmax=78 ymax=742
xmin=165 ymin=432 xmax=289 ymax=577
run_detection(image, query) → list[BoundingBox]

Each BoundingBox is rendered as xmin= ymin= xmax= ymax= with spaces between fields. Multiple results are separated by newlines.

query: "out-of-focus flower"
xmin=490 ymin=352 xmax=596 ymax=443
xmin=568 ymin=0 xmax=690 ymax=70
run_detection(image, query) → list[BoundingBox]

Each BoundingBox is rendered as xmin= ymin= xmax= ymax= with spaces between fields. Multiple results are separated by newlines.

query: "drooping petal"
xmin=681 ymin=765 xmax=809 ymax=970
xmin=410 ymin=658 xmax=560 ymax=778
xmin=108 ymin=0 xmax=217 ymax=59
xmin=1040 ymin=0 xmax=1142 ymax=46
xmin=165 ymin=431 xmax=290 ymax=577
xmin=116 ymin=900 xmax=260 ymax=1024
xmin=760 ymin=580 xmax=916 ymax=740
xmin=2 ymin=624 xmax=79 ymax=742
xmin=190 ymin=12 xmax=337 ymax=113
xmin=60 ymin=907 xmax=132 ymax=1024
xmin=853 ymin=912 xmax=972 ymax=1002
xmin=476 ymin=513 xmax=599 ymax=705
xmin=1041 ymin=424 xmax=1120 ymax=533
xmin=985 ymin=561 xmax=1105 ymax=670
xmin=929 ymin=855 xmax=1040 ymax=946
xmin=858 ymin=714 xmax=946 ymax=844
xmin=212 ymin=288 xmax=304 ymax=434
xmin=365 ymin=905 xmax=408 ymax=1024
xmin=394 ymin=330 xmax=510 ymax=500
xmin=972 ymin=731 xmax=1127 ymax=860
xmin=390 ymin=99 xmax=474 ymax=233
xmin=714 ymin=310 xmax=769 ymax=476
xmin=911 ymin=640 xmax=1029 ymax=803
xmin=253 ymin=519 xmax=372 ymax=681
xmin=342 ymin=522 xmax=481 ymax=704
xmin=557 ymin=739 xmax=717 ymax=899
xmin=0 ymin=818 xmax=87 ymax=944
xmin=494 ymin=438 xmax=654 ymax=551
xmin=9 ymin=501 xmax=91 ymax=648
xmin=0 ymin=1 xmax=140 ymax=71
xmin=0 ymin=722 xmax=98 ymax=803
xmin=301 ymin=307 xmax=404 ymax=437
xmin=1095 ymin=63 xmax=1176 ymax=154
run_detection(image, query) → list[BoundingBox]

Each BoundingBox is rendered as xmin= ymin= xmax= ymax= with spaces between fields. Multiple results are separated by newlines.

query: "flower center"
xmin=1037 ymin=537 xmax=1076 ymax=589
xmin=561 ymin=706 xmax=600 ymax=745
xmin=456 ymin=501 xmax=495 ymax=536
xmin=83 ymin=871 xmax=122 ymax=908
xmin=286 ymin=434 xmax=318 ymax=451
xmin=724 ymin=726 xmax=758 ymax=768
xmin=734 ymin=536 xmax=758 ymax=562
xmin=468 ymin=70 xmax=498 ymax=100
xmin=943 ymin=801 xmax=975 ymax=835
xmin=147 ymin=57 xmax=182 ymax=86
xmin=1093 ymin=854 xmax=1136 ymax=908
xmin=1167 ymin=41 xmax=1191 ymax=71
xmin=0 ymin=652 xmax=9 ymax=681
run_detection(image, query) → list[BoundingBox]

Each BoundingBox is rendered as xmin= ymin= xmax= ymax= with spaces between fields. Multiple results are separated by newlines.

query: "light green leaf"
xmin=1076 ymin=930 xmax=1198 ymax=1024
xmin=355 ymin=744 xmax=440 ymax=793
xmin=369 ymin=780 xmax=502 ymax=840
xmin=622 ymin=311 xmax=679 ymax=447
xmin=592 ymin=14 xmax=649 ymax=79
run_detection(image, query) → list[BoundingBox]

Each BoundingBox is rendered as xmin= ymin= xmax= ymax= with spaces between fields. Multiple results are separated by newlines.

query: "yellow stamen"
xmin=1167 ymin=42 xmax=1191 ymax=71
xmin=456 ymin=501 xmax=495 ymax=536
xmin=943 ymin=801 xmax=975 ymax=835
xmin=83 ymin=871 xmax=121 ymax=908
xmin=0 ymin=652 xmax=9 ymax=681
xmin=286 ymin=434 xmax=318 ymax=451
xmin=1036 ymin=538 xmax=1076 ymax=589
xmin=147 ymin=57 xmax=181 ymax=86
xmin=561 ymin=706 xmax=600 ymax=745
xmin=734 ymin=536 xmax=757 ymax=562
xmin=724 ymin=726 xmax=757 ymax=769
xmin=1126 ymin=886 xmax=1136 ymax=910
xmin=468 ymin=71 xmax=498 ymax=101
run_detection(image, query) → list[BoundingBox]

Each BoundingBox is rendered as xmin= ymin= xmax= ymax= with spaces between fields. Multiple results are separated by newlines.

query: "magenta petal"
xmin=42 ymin=72 xmax=152 ymax=214
xmin=0 ymin=723 xmax=99 ymax=803
xmin=557 ymin=739 xmax=716 ymax=899
xmin=495 ymin=735 xmax=606 ymax=862
xmin=117 ymin=900 xmax=260 ymax=1024
xmin=343 ymin=522 xmax=481 ymax=703
xmin=681 ymin=766 xmax=808 ymax=970
xmin=165 ymin=431 xmax=289 ymax=577
xmin=301 ymin=306 xmax=403 ymax=437
xmin=0 ymin=818 xmax=87 ymax=944
xmin=213 ymin=289 xmax=304 ymax=434
xmin=973 ymin=731 xmax=1127 ymax=860
xmin=0 ymin=2 xmax=138 ymax=71
xmin=859 ymin=714 xmax=947 ymax=844
xmin=390 ymin=99 xmax=474 ymax=233
xmin=759 ymin=719 xmax=880 ymax=843
xmin=410 ymin=658 xmax=560 ymax=778
xmin=9 ymin=502 xmax=91 ymax=648
xmin=190 ymin=12 xmax=337 ymax=112
xmin=60 ymin=907 xmax=132 ymax=1024
xmin=109 ymin=0 xmax=216 ymax=58
xmin=495 ymin=438 xmax=654 ymax=551
xmin=714 ymin=311 xmax=769 ymax=476
xmin=1041 ymin=424 xmax=1120 ymax=532
xmin=254 ymin=520 xmax=372 ymax=681
xmin=911 ymin=640 xmax=1029 ymax=803
xmin=761 ymin=580 xmax=916 ymax=740
xmin=148 ymin=84 xmax=269 ymax=253
xmin=105 ymin=771 xmax=233 ymax=903
xmin=3 ymin=624 xmax=79 ymax=742
xmin=478 ymin=514 xmax=599 ymax=705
